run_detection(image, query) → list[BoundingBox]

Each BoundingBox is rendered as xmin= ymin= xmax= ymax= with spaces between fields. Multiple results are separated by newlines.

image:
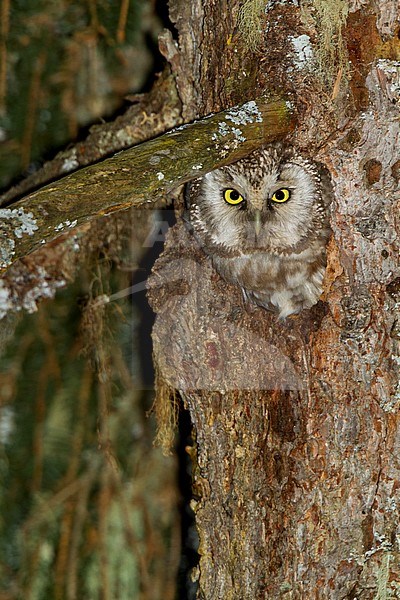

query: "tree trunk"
xmin=149 ymin=1 xmax=400 ymax=597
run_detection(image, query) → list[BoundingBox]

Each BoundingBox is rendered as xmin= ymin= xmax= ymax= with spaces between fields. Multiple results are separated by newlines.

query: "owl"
xmin=185 ymin=144 xmax=332 ymax=318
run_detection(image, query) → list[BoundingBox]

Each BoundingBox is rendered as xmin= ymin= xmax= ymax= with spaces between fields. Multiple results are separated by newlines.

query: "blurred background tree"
xmin=0 ymin=1 xmax=196 ymax=599
xmin=0 ymin=0 xmax=160 ymax=188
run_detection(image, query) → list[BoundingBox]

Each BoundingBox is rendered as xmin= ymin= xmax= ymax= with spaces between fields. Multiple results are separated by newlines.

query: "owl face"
xmin=185 ymin=145 xmax=332 ymax=317
xmin=187 ymin=146 xmax=327 ymax=256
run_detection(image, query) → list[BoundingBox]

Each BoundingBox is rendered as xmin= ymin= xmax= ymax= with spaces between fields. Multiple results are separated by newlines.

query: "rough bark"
xmin=149 ymin=1 xmax=400 ymax=598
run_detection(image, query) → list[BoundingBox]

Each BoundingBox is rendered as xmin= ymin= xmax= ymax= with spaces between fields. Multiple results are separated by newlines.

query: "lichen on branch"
xmin=0 ymin=96 xmax=293 ymax=274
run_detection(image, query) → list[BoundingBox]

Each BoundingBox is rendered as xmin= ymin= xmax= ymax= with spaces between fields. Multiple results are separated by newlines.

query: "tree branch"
xmin=0 ymin=96 xmax=293 ymax=273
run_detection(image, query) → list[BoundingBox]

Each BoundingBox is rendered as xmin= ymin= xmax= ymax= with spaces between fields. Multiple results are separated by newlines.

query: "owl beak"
xmin=254 ymin=209 xmax=262 ymax=237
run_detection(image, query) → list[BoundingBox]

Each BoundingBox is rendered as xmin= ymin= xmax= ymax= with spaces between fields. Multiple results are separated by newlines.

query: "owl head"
xmin=186 ymin=144 xmax=330 ymax=256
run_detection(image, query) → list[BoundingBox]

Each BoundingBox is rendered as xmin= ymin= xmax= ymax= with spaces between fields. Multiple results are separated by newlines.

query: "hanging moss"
xmin=301 ymin=0 xmax=350 ymax=86
xmin=0 ymin=251 xmax=180 ymax=599
xmin=237 ymin=0 xmax=266 ymax=51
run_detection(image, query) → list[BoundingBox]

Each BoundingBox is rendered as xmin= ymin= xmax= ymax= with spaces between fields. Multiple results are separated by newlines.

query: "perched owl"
xmin=185 ymin=144 xmax=332 ymax=318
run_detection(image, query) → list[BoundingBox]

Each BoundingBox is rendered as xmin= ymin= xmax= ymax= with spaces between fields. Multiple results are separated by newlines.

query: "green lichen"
xmin=237 ymin=0 xmax=266 ymax=51
xmin=301 ymin=0 xmax=350 ymax=87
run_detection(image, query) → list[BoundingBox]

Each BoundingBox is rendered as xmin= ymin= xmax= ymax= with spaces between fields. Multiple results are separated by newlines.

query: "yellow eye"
xmin=224 ymin=188 xmax=245 ymax=205
xmin=271 ymin=188 xmax=291 ymax=203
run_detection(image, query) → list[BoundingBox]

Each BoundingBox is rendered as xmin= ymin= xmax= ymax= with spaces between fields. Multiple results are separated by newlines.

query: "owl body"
xmin=186 ymin=145 xmax=332 ymax=318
